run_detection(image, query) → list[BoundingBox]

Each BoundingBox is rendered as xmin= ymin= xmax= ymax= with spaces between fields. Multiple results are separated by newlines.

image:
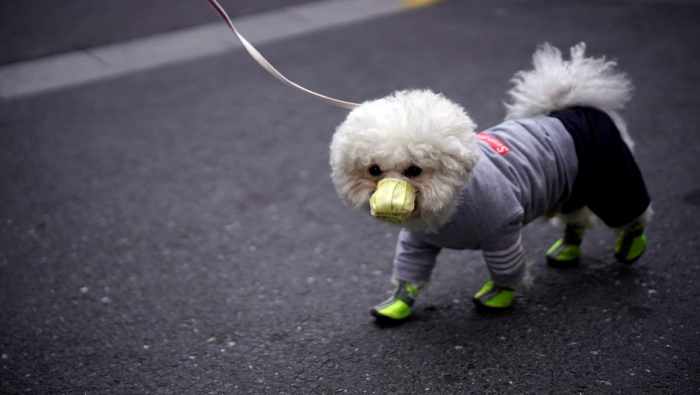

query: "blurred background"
xmin=1 ymin=0 xmax=699 ymax=393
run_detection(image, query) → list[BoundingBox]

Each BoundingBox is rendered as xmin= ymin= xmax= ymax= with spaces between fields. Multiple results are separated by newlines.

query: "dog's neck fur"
xmin=402 ymin=183 xmax=466 ymax=234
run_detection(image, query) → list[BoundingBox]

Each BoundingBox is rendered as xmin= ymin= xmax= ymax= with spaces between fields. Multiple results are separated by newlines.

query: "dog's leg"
xmin=370 ymin=280 xmax=427 ymax=322
xmin=546 ymin=207 xmax=596 ymax=268
xmin=473 ymin=232 xmax=529 ymax=312
xmin=370 ymin=230 xmax=440 ymax=322
xmin=612 ymin=206 xmax=652 ymax=264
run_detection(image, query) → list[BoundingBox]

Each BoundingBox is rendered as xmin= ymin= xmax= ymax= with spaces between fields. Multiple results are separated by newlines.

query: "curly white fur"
xmin=505 ymin=42 xmax=635 ymax=149
xmin=330 ymin=90 xmax=479 ymax=232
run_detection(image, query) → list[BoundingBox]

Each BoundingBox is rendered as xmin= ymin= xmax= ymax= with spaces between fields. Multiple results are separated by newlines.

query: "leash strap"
xmin=207 ymin=0 xmax=360 ymax=110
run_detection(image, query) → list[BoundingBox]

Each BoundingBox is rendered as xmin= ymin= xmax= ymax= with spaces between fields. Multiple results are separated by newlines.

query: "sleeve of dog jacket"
xmin=479 ymin=214 xmax=526 ymax=287
xmin=392 ymin=229 xmax=442 ymax=284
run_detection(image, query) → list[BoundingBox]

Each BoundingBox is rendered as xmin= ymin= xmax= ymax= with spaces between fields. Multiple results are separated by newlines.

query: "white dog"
xmin=329 ymin=43 xmax=652 ymax=321
xmin=206 ymin=0 xmax=652 ymax=323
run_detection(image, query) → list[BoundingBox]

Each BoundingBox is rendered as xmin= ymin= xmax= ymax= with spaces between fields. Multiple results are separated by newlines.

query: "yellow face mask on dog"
xmin=369 ymin=178 xmax=417 ymax=225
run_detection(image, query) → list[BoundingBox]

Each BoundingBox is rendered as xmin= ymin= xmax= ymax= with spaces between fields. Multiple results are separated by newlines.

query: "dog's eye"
xmin=368 ymin=165 xmax=382 ymax=177
xmin=404 ymin=165 xmax=422 ymax=178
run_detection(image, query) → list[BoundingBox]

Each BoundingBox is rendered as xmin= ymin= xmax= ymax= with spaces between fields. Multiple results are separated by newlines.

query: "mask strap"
xmin=207 ymin=0 xmax=360 ymax=110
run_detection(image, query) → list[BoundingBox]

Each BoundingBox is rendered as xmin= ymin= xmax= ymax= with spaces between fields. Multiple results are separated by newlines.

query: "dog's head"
xmin=330 ymin=90 xmax=479 ymax=232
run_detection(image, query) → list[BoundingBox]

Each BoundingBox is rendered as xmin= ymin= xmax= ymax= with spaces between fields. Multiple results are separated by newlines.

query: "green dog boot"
xmin=546 ymin=224 xmax=586 ymax=268
xmin=615 ymin=224 xmax=646 ymax=264
xmin=472 ymin=280 xmax=515 ymax=312
xmin=370 ymin=281 xmax=420 ymax=322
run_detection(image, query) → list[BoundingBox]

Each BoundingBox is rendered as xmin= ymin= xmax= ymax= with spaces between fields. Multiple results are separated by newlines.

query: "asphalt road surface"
xmin=0 ymin=0 xmax=314 ymax=65
xmin=1 ymin=0 xmax=699 ymax=393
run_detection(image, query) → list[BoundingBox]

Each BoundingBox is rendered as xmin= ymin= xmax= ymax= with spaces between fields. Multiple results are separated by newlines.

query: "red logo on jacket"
xmin=477 ymin=133 xmax=511 ymax=155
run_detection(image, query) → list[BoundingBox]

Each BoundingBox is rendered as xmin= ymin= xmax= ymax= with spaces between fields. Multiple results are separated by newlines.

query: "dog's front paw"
xmin=370 ymin=282 xmax=420 ymax=322
xmin=472 ymin=281 xmax=515 ymax=313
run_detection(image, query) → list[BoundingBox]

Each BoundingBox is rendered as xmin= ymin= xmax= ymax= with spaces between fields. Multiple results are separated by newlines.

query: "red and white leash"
xmin=207 ymin=0 xmax=360 ymax=110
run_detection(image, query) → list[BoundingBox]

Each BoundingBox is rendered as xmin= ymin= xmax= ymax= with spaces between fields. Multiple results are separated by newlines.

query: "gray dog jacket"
xmin=393 ymin=115 xmax=578 ymax=287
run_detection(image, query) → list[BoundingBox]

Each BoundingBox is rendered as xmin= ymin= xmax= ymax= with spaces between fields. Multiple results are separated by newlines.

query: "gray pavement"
xmin=0 ymin=0 xmax=405 ymax=99
xmin=0 ymin=0 xmax=315 ymax=65
xmin=1 ymin=0 xmax=700 ymax=393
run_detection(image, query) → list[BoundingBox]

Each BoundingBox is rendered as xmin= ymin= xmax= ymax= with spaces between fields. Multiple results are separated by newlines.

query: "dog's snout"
xmin=369 ymin=178 xmax=417 ymax=225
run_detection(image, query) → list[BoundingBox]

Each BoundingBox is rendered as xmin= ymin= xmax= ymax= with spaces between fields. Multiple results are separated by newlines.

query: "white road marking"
xmin=0 ymin=0 xmax=408 ymax=99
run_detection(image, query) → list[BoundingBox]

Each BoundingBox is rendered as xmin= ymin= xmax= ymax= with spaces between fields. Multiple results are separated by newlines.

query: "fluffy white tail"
xmin=505 ymin=43 xmax=635 ymax=148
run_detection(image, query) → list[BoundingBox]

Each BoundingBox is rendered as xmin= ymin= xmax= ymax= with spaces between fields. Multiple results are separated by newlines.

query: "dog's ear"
xmin=431 ymin=126 xmax=479 ymax=179
xmin=405 ymin=90 xmax=479 ymax=178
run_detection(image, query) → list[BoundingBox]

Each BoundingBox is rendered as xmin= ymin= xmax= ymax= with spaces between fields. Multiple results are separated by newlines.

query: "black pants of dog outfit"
xmin=550 ymin=107 xmax=651 ymax=228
